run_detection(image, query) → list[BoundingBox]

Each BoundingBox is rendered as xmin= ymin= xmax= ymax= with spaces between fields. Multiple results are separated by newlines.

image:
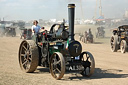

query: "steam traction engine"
xmin=18 ymin=4 xmax=95 ymax=80
xmin=110 ymin=25 xmax=128 ymax=53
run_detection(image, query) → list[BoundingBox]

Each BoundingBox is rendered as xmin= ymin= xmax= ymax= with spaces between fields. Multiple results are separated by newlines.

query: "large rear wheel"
xmin=19 ymin=40 xmax=39 ymax=73
xmin=110 ymin=35 xmax=119 ymax=52
xmin=50 ymin=52 xmax=65 ymax=80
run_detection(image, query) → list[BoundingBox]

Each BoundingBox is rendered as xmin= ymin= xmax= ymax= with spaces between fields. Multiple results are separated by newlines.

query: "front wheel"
xmin=84 ymin=38 xmax=87 ymax=43
xmin=80 ymin=51 xmax=95 ymax=77
xmin=49 ymin=52 xmax=65 ymax=80
xmin=120 ymin=40 xmax=127 ymax=53
xmin=90 ymin=38 xmax=93 ymax=43
xmin=96 ymin=32 xmax=98 ymax=38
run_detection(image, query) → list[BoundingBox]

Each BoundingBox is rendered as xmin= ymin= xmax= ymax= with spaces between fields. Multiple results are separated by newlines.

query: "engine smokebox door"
xmin=68 ymin=41 xmax=82 ymax=57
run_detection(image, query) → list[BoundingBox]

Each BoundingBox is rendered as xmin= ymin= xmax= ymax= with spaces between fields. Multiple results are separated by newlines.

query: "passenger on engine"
xmin=87 ymin=28 xmax=93 ymax=38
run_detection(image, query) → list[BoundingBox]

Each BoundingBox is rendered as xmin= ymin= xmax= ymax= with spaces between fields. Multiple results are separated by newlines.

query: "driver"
xmin=31 ymin=20 xmax=41 ymax=35
xmin=87 ymin=28 xmax=92 ymax=35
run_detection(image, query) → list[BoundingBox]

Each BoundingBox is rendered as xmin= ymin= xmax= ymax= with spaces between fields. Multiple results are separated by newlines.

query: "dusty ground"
xmin=0 ymin=25 xmax=128 ymax=85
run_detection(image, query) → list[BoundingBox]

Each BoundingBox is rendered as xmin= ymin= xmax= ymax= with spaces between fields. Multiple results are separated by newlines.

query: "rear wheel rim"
xmin=20 ymin=41 xmax=32 ymax=70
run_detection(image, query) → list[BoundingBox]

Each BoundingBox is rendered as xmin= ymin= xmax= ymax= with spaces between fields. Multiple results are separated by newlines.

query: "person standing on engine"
xmin=31 ymin=20 xmax=41 ymax=43
xmin=31 ymin=20 xmax=41 ymax=35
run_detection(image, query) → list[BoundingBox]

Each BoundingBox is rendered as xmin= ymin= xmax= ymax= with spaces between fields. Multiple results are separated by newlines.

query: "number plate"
xmin=66 ymin=65 xmax=84 ymax=71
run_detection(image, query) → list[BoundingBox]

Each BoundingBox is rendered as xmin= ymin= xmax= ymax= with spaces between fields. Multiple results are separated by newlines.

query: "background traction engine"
xmin=110 ymin=25 xmax=128 ymax=53
xmin=18 ymin=4 xmax=95 ymax=80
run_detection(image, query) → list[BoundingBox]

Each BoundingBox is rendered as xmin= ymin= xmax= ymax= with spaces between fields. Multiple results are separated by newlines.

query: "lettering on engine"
xmin=66 ymin=65 xmax=84 ymax=71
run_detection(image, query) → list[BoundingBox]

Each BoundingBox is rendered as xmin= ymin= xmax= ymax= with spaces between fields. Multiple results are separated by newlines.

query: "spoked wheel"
xmin=80 ymin=51 xmax=95 ymax=77
xmin=90 ymin=38 xmax=93 ymax=43
xmin=19 ymin=40 xmax=39 ymax=73
xmin=120 ymin=40 xmax=127 ymax=53
xmin=50 ymin=52 xmax=65 ymax=80
xmin=81 ymin=36 xmax=84 ymax=42
xmin=79 ymin=35 xmax=82 ymax=41
xmin=83 ymin=37 xmax=85 ymax=43
xmin=85 ymin=38 xmax=87 ymax=43
xmin=110 ymin=35 xmax=118 ymax=52
xmin=96 ymin=33 xmax=98 ymax=38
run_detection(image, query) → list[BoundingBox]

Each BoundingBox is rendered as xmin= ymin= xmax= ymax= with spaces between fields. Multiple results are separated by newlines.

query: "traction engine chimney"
xmin=68 ymin=4 xmax=75 ymax=41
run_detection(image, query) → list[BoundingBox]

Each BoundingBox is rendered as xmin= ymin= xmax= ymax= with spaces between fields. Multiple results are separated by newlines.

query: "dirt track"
xmin=0 ymin=26 xmax=128 ymax=85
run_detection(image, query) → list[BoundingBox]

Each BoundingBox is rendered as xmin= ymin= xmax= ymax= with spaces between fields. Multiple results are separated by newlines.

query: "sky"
xmin=0 ymin=0 xmax=128 ymax=21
